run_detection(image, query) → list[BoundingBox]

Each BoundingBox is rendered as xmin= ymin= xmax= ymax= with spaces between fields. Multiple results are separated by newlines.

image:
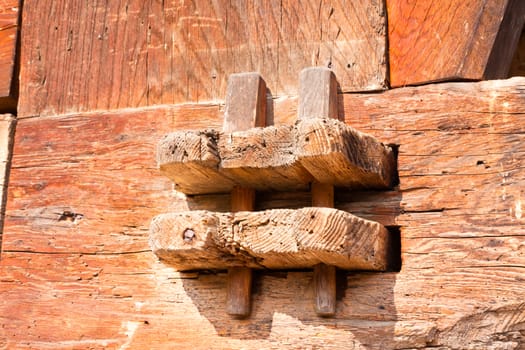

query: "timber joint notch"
xmin=150 ymin=67 xmax=399 ymax=318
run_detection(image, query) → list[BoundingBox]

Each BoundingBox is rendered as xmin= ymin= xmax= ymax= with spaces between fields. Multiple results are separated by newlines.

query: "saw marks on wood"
xmin=2 ymin=78 xmax=525 ymax=348
xmin=19 ymin=0 xmax=387 ymax=118
xmin=158 ymin=118 xmax=396 ymax=194
xmin=387 ymin=0 xmax=525 ymax=86
xmin=150 ymin=208 xmax=390 ymax=270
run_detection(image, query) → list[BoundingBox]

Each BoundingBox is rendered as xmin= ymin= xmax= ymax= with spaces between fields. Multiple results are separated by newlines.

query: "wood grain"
xmin=226 ymin=267 xmax=252 ymax=318
xmin=0 ymin=0 xmax=19 ymax=112
xmin=1 ymin=78 xmax=525 ymax=348
xmin=509 ymin=29 xmax=525 ymax=77
xmin=387 ymin=0 xmax=525 ymax=86
xmin=0 ymin=113 xmax=14 ymax=250
xmin=298 ymin=67 xmax=338 ymax=120
xmin=313 ymin=263 xmax=337 ymax=317
xmin=150 ymin=208 xmax=390 ymax=270
xmin=18 ymin=0 xmax=387 ymax=118
xmin=223 ymin=73 xmax=266 ymax=133
xmin=156 ymin=130 xmax=234 ymax=194
xmin=300 ymin=67 xmax=339 ymax=317
xmin=158 ymin=118 xmax=396 ymax=193
xmin=296 ymin=118 xmax=396 ymax=189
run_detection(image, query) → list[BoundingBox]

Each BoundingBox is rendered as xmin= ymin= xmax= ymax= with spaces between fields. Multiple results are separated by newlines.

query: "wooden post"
xmin=223 ymin=72 xmax=267 ymax=318
xmin=299 ymin=67 xmax=338 ymax=317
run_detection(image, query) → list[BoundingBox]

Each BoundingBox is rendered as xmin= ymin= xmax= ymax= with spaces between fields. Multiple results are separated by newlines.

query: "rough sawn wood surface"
xmin=18 ymin=0 xmax=388 ymax=118
xmin=150 ymin=208 xmax=390 ymax=270
xmin=1 ymin=78 xmax=525 ymax=349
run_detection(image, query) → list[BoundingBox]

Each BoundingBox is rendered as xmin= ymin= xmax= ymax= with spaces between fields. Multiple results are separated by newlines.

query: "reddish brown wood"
xmin=313 ymin=264 xmax=336 ymax=317
xmin=311 ymin=182 xmax=334 ymax=209
xmin=1 ymin=78 xmax=525 ymax=348
xmin=0 ymin=0 xmax=19 ymax=112
xmin=387 ymin=0 xmax=525 ymax=86
xmin=228 ymin=186 xmax=255 ymax=318
xmin=509 ymin=29 xmax=525 ymax=76
xmin=18 ymin=0 xmax=388 ymax=118
xmin=226 ymin=267 xmax=252 ymax=318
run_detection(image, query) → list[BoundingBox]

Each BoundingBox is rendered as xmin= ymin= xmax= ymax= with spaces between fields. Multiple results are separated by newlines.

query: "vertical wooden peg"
xmin=298 ymin=67 xmax=338 ymax=120
xmin=224 ymin=73 xmax=267 ymax=318
xmin=298 ymin=67 xmax=339 ymax=317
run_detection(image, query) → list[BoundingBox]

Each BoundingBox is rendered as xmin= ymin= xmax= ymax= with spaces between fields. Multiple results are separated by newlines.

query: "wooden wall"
xmin=1 ymin=0 xmax=525 ymax=349
xmin=0 ymin=0 xmax=19 ymax=112
xmin=18 ymin=0 xmax=388 ymax=118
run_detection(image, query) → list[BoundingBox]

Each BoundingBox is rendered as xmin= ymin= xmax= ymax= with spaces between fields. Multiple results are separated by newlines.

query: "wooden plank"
xmin=0 ymin=0 xmax=19 ymax=112
xmin=158 ymin=119 xmax=396 ymax=193
xmin=1 ymin=78 xmax=525 ymax=348
xmin=387 ymin=0 xmax=525 ymax=86
xmin=0 ymin=113 xmax=14 ymax=250
xmin=18 ymin=0 xmax=388 ymax=118
xmin=150 ymin=208 xmax=390 ymax=270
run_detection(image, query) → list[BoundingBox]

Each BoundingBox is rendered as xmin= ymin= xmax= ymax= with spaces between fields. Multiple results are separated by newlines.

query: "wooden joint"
xmin=151 ymin=68 xmax=396 ymax=318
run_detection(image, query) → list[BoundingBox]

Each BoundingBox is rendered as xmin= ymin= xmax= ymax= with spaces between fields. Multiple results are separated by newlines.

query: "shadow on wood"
xmin=179 ymin=186 xmax=402 ymax=344
xmin=180 ymin=270 xmax=399 ymax=346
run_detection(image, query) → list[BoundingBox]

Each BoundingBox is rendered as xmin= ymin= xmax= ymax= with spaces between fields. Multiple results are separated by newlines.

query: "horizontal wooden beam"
xmin=156 ymin=130 xmax=234 ymax=194
xmin=150 ymin=208 xmax=390 ymax=271
xmin=387 ymin=0 xmax=525 ymax=86
xmin=158 ymin=118 xmax=396 ymax=194
xmin=18 ymin=0 xmax=387 ymax=118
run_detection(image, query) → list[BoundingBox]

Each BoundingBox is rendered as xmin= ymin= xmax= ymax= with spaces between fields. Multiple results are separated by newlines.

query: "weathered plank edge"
xmin=149 ymin=208 xmax=390 ymax=271
xmin=158 ymin=118 xmax=396 ymax=194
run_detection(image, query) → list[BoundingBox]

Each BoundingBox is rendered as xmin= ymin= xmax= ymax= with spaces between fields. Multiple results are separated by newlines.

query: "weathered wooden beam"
xmin=3 ymin=78 xmax=525 ymax=348
xmin=156 ymin=130 xmax=235 ymax=194
xmin=297 ymin=118 xmax=396 ymax=189
xmin=387 ymin=0 xmax=525 ymax=86
xmin=158 ymin=119 xmax=396 ymax=194
xmin=18 ymin=0 xmax=388 ymax=118
xmin=0 ymin=1 xmax=19 ymax=112
xmin=149 ymin=208 xmax=390 ymax=271
xmin=218 ymin=124 xmax=313 ymax=191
